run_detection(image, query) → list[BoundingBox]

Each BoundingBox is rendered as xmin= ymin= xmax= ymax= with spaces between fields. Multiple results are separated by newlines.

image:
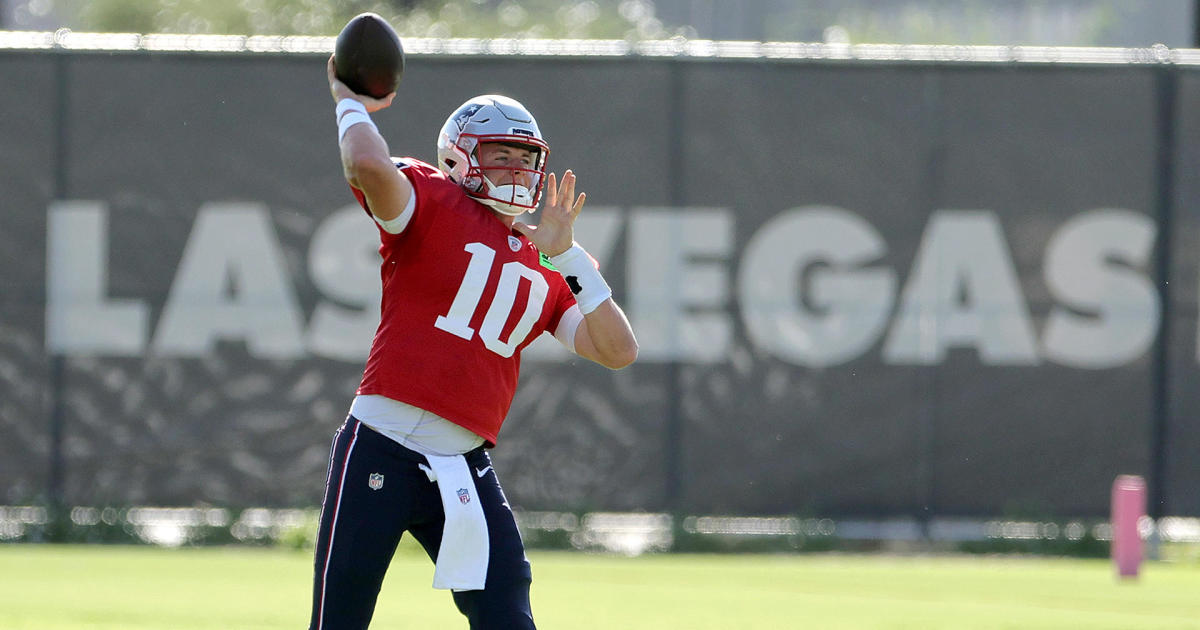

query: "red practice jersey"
xmin=352 ymin=158 xmax=577 ymax=445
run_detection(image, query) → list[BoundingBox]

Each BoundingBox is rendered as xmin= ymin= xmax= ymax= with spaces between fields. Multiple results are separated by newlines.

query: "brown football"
xmin=334 ymin=13 xmax=405 ymax=99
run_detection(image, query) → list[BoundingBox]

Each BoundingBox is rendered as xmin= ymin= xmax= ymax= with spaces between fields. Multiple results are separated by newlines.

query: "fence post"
xmin=1148 ymin=65 xmax=1177 ymax=530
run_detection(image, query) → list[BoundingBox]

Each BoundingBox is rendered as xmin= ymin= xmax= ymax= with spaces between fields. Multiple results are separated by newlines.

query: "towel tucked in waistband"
xmin=418 ymin=453 xmax=490 ymax=591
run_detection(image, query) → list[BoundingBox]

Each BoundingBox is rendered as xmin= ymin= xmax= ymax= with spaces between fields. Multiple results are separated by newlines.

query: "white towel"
xmin=418 ymin=454 xmax=490 ymax=591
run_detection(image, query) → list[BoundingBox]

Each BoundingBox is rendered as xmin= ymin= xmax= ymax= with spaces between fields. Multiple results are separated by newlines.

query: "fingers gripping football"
xmin=327 ymin=55 xmax=395 ymax=111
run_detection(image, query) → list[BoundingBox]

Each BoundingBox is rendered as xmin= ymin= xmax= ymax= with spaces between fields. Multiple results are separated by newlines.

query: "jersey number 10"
xmin=434 ymin=242 xmax=549 ymax=358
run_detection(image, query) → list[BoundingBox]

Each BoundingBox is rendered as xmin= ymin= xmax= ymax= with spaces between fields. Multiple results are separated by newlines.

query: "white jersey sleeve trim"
xmin=372 ymin=186 xmax=416 ymax=234
xmin=553 ymin=304 xmax=583 ymax=354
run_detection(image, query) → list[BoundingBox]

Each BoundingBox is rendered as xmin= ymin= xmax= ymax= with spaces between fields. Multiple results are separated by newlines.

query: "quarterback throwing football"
xmin=309 ymin=56 xmax=638 ymax=630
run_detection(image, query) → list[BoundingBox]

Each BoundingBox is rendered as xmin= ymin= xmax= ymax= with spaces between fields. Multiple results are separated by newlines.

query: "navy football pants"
xmin=309 ymin=416 xmax=535 ymax=630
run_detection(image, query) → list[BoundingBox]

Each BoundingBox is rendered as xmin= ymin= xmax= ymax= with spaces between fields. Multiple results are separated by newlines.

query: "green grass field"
xmin=2 ymin=542 xmax=1199 ymax=629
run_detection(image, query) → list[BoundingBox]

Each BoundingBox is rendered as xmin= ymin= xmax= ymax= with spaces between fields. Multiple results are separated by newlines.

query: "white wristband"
xmin=335 ymin=98 xmax=377 ymax=142
xmin=549 ymin=243 xmax=612 ymax=314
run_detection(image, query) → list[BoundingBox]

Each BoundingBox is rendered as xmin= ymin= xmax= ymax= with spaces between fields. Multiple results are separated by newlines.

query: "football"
xmin=334 ymin=13 xmax=405 ymax=99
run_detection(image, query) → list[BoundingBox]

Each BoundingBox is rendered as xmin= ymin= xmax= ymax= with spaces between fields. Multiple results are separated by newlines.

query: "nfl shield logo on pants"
xmin=457 ymin=488 xmax=471 ymax=504
xmin=368 ymin=473 xmax=384 ymax=491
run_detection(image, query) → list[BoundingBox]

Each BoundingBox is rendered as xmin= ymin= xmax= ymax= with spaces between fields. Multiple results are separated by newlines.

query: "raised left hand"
xmin=512 ymin=170 xmax=585 ymax=257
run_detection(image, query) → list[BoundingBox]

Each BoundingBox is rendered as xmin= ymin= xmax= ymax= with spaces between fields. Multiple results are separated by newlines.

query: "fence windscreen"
xmin=2 ymin=49 xmax=1198 ymax=518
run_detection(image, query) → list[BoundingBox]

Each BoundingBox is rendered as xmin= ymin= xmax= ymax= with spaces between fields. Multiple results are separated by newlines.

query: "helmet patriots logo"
xmin=453 ymin=103 xmax=485 ymax=131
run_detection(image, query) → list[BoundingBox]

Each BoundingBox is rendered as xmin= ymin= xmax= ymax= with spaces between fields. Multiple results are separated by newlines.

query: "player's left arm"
xmin=514 ymin=171 xmax=638 ymax=370
xmin=571 ymin=301 xmax=638 ymax=369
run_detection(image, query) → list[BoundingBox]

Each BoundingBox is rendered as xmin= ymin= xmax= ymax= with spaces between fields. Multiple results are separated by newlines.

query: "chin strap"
xmin=477 ymin=180 xmax=536 ymax=216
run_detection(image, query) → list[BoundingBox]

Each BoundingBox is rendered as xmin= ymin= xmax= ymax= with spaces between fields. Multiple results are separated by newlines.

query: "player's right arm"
xmin=326 ymin=55 xmax=413 ymax=224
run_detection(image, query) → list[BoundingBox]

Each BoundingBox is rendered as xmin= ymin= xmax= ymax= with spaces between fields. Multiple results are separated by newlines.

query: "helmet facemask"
xmin=464 ymin=139 xmax=547 ymax=216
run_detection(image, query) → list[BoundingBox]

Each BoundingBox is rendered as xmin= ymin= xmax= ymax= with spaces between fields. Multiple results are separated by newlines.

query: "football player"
xmin=310 ymin=56 xmax=638 ymax=630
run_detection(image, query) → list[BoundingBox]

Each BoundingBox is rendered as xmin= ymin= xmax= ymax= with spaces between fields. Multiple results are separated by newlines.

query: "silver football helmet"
xmin=436 ymin=95 xmax=549 ymax=216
